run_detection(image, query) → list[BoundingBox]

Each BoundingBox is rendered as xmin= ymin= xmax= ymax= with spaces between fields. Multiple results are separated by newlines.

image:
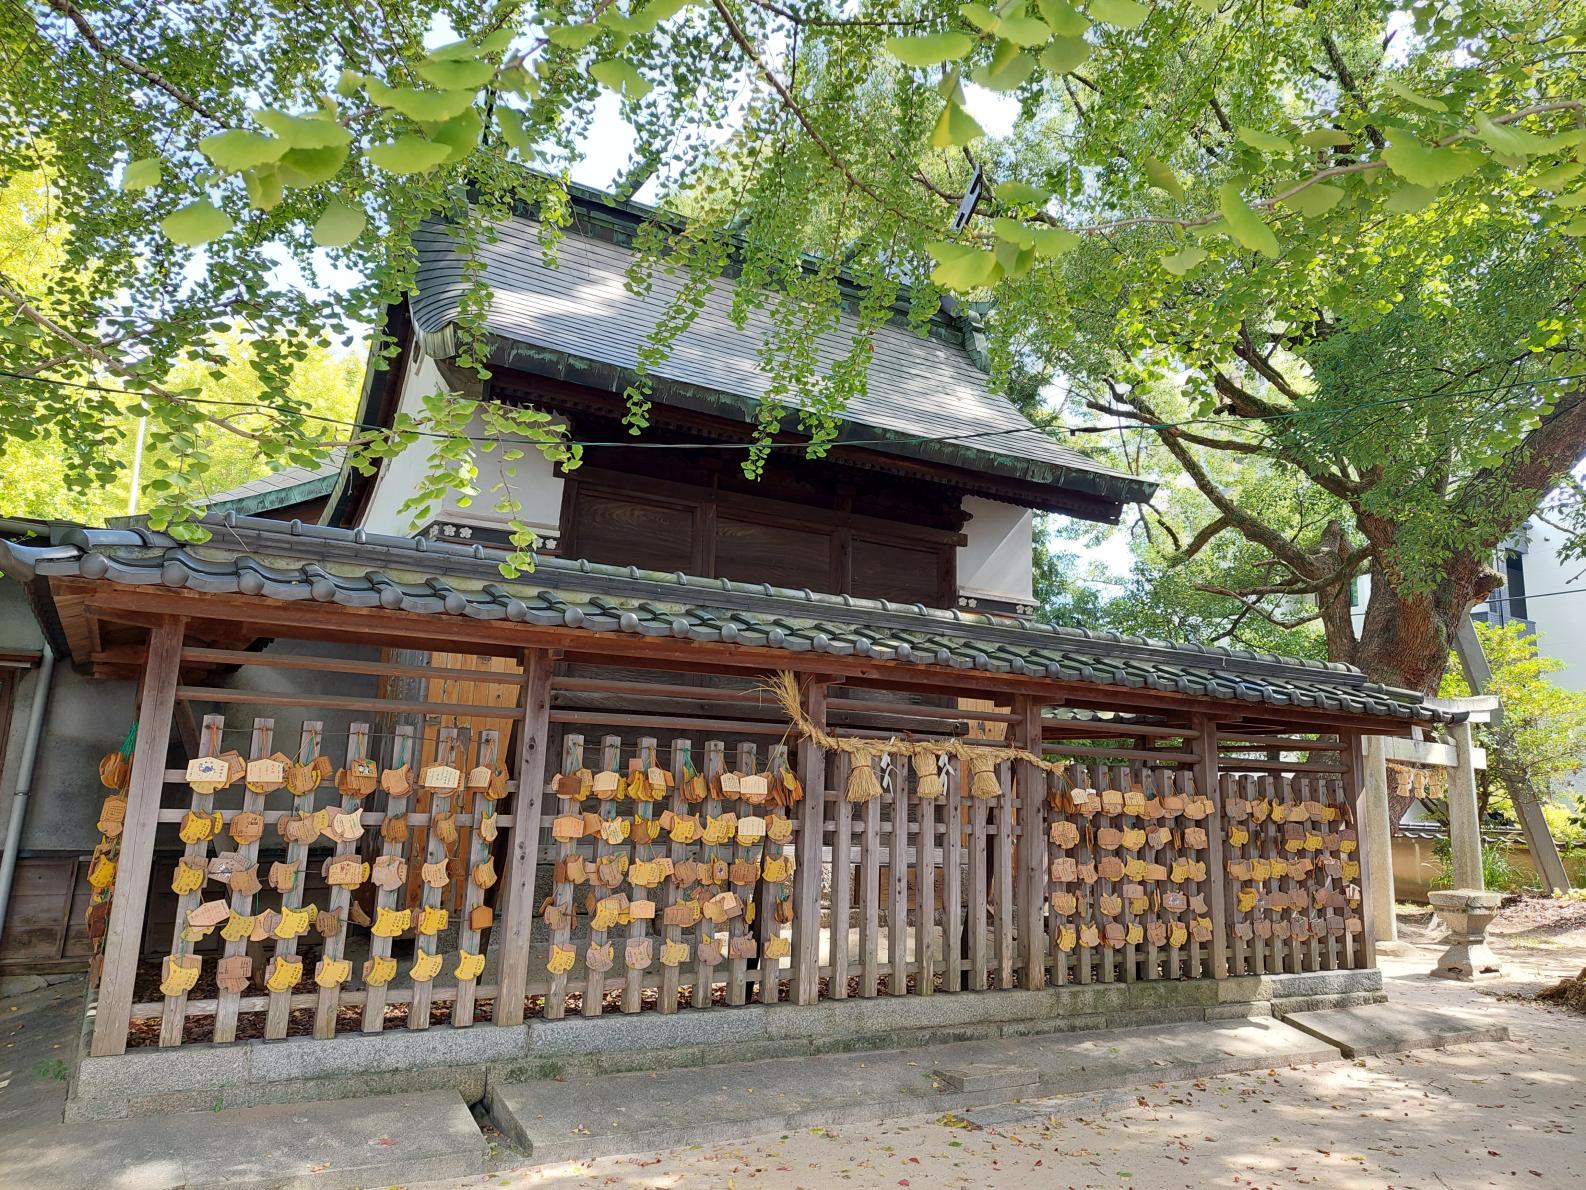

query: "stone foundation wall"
xmin=66 ymin=969 xmax=1383 ymax=1122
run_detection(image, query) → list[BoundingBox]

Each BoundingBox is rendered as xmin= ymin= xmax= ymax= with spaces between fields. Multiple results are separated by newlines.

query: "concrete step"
xmin=8 ymin=1090 xmax=490 ymax=1190
xmin=487 ymin=1017 xmax=1341 ymax=1164
xmin=1280 ymin=1001 xmax=1510 ymax=1058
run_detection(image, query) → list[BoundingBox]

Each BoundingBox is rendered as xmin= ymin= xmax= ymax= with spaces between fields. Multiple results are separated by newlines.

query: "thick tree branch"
xmin=1196 ymin=586 xmax=1324 ymax=630
xmin=44 ymin=0 xmax=227 ymax=123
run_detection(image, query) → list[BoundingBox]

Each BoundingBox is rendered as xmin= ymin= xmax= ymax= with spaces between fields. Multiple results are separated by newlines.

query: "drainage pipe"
xmin=0 ymin=647 xmax=57 ymax=949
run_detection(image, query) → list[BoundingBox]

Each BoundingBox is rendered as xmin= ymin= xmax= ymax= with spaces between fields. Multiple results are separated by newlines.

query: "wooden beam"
xmin=1193 ymin=713 xmax=1230 ymax=980
xmin=181 ymin=646 xmax=529 ymax=687
xmin=494 ymin=648 xmax=555 ymax=1026
xmin=91 ymin=617 xmax=185 ymax=1058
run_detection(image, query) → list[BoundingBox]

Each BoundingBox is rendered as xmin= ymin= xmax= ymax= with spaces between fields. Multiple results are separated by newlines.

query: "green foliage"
xmin=1441 ymin=620 xmax=1586 ymax=823
xmin=3 ymin=0 xmax=1586 ymax=595
xmin=1430 ymin=836 xmax=1529 ymax=894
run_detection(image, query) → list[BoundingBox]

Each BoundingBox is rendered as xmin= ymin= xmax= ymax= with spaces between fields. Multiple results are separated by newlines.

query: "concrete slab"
xmin=8 ymin=1090 xmax=490 ymax=1190
xmin=1280 ymin=1001 xmax=1510 ymax=1058
xmin=936 ymin=1063 xmax=1039 ymax=1093
xmin=488 ymin=1016 xmax=1342 ymax=1164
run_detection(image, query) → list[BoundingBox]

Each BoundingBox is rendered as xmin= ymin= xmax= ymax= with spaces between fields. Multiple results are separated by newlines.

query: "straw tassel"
xmin=966 ymin=751 xmax=1001 ymax=799
xmin=846 ymin=757 xmax=882 ymax=803
xmin=911 ymin=751 xmax=944 ymax=798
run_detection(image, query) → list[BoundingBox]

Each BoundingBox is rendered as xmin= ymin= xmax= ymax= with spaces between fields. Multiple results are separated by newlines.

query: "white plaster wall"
xmin=1510 ymin=520 xmax=1586 ymax=690
xmin=358 ymin=352 xmax=566 ymax=543
xmin=957 ymin=496 xmax=1034 ymax=604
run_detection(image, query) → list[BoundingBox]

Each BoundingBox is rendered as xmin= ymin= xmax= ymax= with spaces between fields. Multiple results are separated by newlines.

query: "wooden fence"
xmin=87 ymin=631 xmax=1371 ymax=1055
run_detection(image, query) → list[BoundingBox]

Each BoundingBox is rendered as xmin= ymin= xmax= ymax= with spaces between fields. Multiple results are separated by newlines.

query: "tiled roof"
xmin=197 ymin=454 xmax=343 ymax=516
xmin=407 ymin=196 xmax=1155 ymax=507
xmin=0 ymin=514 xmax=1455 ymax=724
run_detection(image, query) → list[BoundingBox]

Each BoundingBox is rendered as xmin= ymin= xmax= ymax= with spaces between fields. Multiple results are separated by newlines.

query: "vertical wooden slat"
xmin=888 ymin=754 xmax=908 ymax=996
xmin=265 ymin=721 xmax=324 ymax=1039
xmin=1183 ymin=767 xmax=1205 ymax=980
xmin=1046 ymin=768 xmax=1068 ymax=987
xmin=1091 ymin=762 xmax=1115 ymax=985
xmin=452 ymin=728 xmax=502 ymax=1028
xmin=994 ymin=761 xmax=1015 ymax=989
xmin=409 ymin=727 xmax=461 ymax=1031
xmin=314 ymin=722 xmax=370 ymax=1039
xmin=212 ymin=718 xmax=274 ymax=1043
xmin=1193 ymin=717 xmax=1228 ymax=981
xmin=858 ymin=774 xmax=881 ymax=998
xmin=582 ymin=734 xmax=622 ymax=1018
xmin=1134 ymin=763 xmax=1158 ymax=982
xmin=940 ymin=758 xmax=963 ymax=993
xmin=916 ymin=773 xmax=937 ymax=996
xmin=1071 ymin=763 xmax=1092 ymax=986
xmin=1015 ymin=698 xmax=1045 ymax=991
xmin=1115 ymin=763 xmax=1136 ymax=984
xmin=543 ymin=732 xmax=583 ymax=1021
xmin=828 ymin=754 xmax=853 ymax=1000
xmin=363 ymin=724 xmax=416 ymax=1032
xmin=1301 ymin=775 xmax=1322 ymax=973
xmin=657 ymin=737 xmax=691 ymax=1014
xmin=623 ymin=736 xmax=659 ymax=1014
xmin=494 ymin=648 xmax=554 ymax=1026
xmin=791 ymin=684 xmax=826 ymax=1005
xmin=159 ymin=712 xmax=224 ymax=1047
xmin=965 ymin=778 xmax=988 ymax=992
xmin=93 ymin=616 xmax=185 ymax=1058
xmin=1261 ymin=773 xmax=1285 ymax=973
xmin=725 ymin=741 xmax=757 ymax=1006
xmin=758 ymin=742 xmax=790 ymax=1006
xmin=691 ymin=740 xmax=725 ymax=1008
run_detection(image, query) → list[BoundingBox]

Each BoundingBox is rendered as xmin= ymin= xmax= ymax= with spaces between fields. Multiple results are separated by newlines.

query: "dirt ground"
xmin=439 ymin=899 xmax=1586 ymax=1190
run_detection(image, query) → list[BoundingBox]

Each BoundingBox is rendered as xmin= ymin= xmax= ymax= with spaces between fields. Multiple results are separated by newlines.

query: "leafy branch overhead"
xmin=3 ymin=0 xmax=1585 ymax=592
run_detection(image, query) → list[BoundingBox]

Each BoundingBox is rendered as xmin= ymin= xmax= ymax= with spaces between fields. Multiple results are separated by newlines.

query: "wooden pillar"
xmin=1014 ymin=696 xmax=1046 ymax=990
xmin=492 ymin=648 xmax=555 ymax=1027
xmin=1446 ymin=718 xmax=1484 ymax=890
xmin=1343 ymin=729 xmax=1378 ymax=968
xmin=91 ymin=616 xmax=184 ymax=1058
xmin=1357 ymin=733 xmax=1398 ymax=948
xmin=1192 ymin=714 xmax=1229 ymax=979
xmin=791 ymin=681 xmax=827 ymax=1005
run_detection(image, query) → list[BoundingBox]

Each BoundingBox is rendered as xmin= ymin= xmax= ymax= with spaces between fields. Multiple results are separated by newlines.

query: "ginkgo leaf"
xmin=424 ymin=109 xmax=484 ymax=163
xmin=1218 ymin=183 xmax=1279 ymax=257
xmin=930 ymin=98 xmax=984 ymax=148
xmin=1144 ymin=156 xmax=1185 ymax=200
xmin=992 ymin=217 xmax=1036 ymax=248
xmin=1237 ymin=126 xmax=1294 ymax=155
xmin=121 ymin=157 xmax=161 ymax=192
xmin=589 ymin=58 xmax=652 ymax=100
xmin=416 ymin=57 xmax=497 ymax=90
xmin=1299 ymin=128 xmax=1354 ymax=149
xmin=276 ymin=144 xmax=348 ymax=187
xmin=1029 ymin=224 xmax=1081 ymax=257
xmin=547 ymin=24 xmax=602 ymax=49
xmin=161 ymin=198 xmax=233 ymax=246
xmin=1383 ymin=77 xmax=1446 ymax=112
xmin=1530 ymin=161 xmax=1584 ymax=191
xmin=1088 ymin=0 xmax=1150 ymax=29
xmin=885 ymin=32 xmax=973 ymax=66
xmin=998 ymin=16 xmax=1052 ymax=47
xmin=243 ymin=165 xmax=283 ymax=211
xmin=497 ymin=106 xmax=535 ymax=154
xmin=1186 ymin=0 xmax=1219 ymax=12
xmin=959 ymin=3 xmax=999 ymax=33
xmin=1040 ymin=36 xmax=1091 ymax=75
xmin=1558 ymin=216 xmax=1586 ymax=236
xmin=1384 ymin=182 xmax=1437 ymax=213
xmin=1551 ymin=188 xmax=1586 ymax=210
xmin=995 ymin=180 xmax=1051 ymax=205
xmin=629 ymin=0 xmax=700 ymax=32
xmin=428 ymin=29 xmax=517 ymax=60
xmin=312 ymin=198 xmax=366 ymax=247
xmin=972 ymin=42 xmax=1035 ymax=91
xmin=1037 ymin=0 xmax=1091 ymax=36
xmin=930 ymin=246 xmax=1001 ymax=290
xmin=199 ymin=129 xmax=286 ymax=172
xmin=1382 ymin=136 xmax=1481 ymax=187
xmin=253 ymin=109 xmax=351 ymax=149
xmin=364 ymin=79 xmax=477 ymax=122
xmin=367 ymin=135 xmax=452 ymax=174
xmin=1159 ymin=244 xmax=1208 ymax=274
xmin=1279 ymin=182 xmax=1344 ymax=217
xmin=1473 ymin=112 xmax=1553 ymax=158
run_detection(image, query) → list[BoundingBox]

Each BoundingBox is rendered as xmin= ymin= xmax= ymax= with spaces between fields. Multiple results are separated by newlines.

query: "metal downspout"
xmin=0 ymin=647 xmax=57 ymax=949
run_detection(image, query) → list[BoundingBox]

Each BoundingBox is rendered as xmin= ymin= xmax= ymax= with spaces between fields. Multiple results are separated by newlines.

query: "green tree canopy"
xmin=3 ymin=0 xmax=1585 ymax=665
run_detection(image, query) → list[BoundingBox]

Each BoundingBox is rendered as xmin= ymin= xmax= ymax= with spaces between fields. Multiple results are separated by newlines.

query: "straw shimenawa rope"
xmin=765 ymin=671 xmax=1074 ymax=803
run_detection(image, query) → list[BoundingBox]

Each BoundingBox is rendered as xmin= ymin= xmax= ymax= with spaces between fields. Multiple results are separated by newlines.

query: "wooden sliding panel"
xmin=363 ymin=724 xmax=416 ymax=1032
xmin=94 ymin=615 xmax=184 ymax=1058
xmin=790 ymin=683 xmax=827 ymax=1006
xmin=494 ymin=648 xmax=554 ymax=1026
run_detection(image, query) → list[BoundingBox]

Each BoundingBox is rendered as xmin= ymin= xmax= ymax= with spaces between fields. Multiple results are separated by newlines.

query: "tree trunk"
xmin=1346 ymin=553 xmax=1502 ymax=695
